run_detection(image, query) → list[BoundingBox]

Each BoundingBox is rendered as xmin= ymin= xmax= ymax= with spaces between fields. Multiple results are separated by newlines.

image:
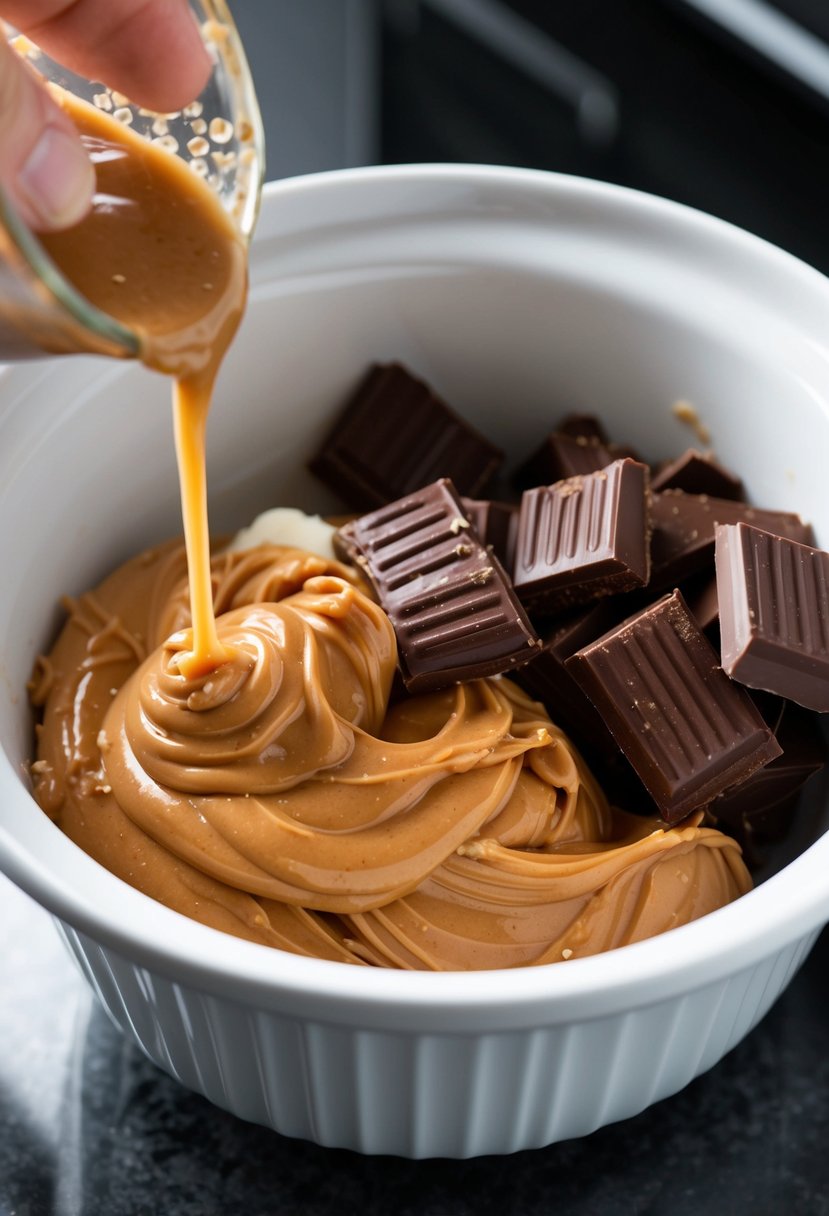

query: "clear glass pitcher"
xmin=0 ymin=0 xmax=264 ymax=362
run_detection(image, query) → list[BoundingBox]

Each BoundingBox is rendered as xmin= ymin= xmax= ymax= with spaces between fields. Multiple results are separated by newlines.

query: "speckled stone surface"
xmin=3 ymin=871 xmax=829 ymax=1216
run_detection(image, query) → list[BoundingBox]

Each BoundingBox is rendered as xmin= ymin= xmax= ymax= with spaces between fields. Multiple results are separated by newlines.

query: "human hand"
xmin=0 ymin=1 xmax=211 ymax=231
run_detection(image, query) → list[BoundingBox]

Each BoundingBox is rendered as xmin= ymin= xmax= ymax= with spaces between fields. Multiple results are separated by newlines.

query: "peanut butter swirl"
xmin=30 ymin=540 xmax=752 ymax=970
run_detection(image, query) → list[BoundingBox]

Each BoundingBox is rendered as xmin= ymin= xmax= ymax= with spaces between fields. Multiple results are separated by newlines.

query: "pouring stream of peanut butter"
xmin=39 ymin=90 xmax=244 ymax=676
xmin=30 ymin=94 xmax=751 ymax=970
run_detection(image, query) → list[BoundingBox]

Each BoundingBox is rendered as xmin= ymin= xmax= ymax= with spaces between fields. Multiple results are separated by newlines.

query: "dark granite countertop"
xmin=3 ymin=871 xmax=829 ymax=1216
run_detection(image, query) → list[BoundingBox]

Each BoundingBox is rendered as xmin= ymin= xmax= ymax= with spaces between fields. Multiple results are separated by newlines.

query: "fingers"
xmin=2 ymin=1 xmax=212 ymax=113
xmin=0 ymin=34 xmax=94 ymax=229
xmin=0 ymin=0 xmax=214 ymax=230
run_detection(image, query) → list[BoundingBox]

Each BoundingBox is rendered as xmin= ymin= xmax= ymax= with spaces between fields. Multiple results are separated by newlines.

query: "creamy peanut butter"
xmin=30 ymin=540 xmax=752 ymax=969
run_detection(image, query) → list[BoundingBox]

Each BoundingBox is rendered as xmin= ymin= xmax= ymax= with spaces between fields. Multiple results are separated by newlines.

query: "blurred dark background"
xmin=234 ymin=0 xmax=829 ymax=275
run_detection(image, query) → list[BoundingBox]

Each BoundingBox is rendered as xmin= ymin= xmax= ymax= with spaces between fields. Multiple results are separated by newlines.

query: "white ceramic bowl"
xmin=2 ymin=166 xmax=829 ymax=1158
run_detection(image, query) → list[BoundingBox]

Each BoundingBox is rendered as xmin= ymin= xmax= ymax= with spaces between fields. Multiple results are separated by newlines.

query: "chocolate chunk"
xmin=514 ymin=600 xmax=620 ymax=752
xmin=565 ymin=590 xmax=782 ymax=824
xmin=650 ymin=490 xmax=814 ymax=588
xmin=651 ymin=449 xmax=744 ymax=500
xmin=460 ymin=497 xmax=518 ymax=572
xmin=514 ymin=601 xmax=660 ymax=813
xmin=336 ymin=479 xmax=539 ymax=692
xmin=513 ymin=458 xmax=651 ymax=615
xmin=682 ymin=572 xmax=720 ymax=635
xmin=711 ymin=701 xmax=826 ymax=865
xmin=309 ymin=363 xmax=503 ymax=510
xmin=556 ymin=414 xmax=610 ymax=443
xmin=513 ymin=430 xmax=616 ymax=490
xmin=716 ymin=522 xmax=829 ymax=712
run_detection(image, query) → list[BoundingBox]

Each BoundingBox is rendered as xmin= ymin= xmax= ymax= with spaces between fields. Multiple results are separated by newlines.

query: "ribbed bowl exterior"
xmin=56 ymin=921 xmax=818 ymax=1158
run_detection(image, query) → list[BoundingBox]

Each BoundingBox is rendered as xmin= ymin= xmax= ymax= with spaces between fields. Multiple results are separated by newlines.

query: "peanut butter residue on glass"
xmin=30 ymin=542 xmax=752 ymax=970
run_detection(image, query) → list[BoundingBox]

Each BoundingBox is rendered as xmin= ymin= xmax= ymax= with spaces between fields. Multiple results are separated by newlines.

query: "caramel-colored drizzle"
xmin=39 ymin=91 xmax=246 ymax=676
xmin=172 ymin=375 xmax=235 ymax=676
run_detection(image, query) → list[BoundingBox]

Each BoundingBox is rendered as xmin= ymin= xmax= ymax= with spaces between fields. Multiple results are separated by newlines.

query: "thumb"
xmin=0 ymin=34 xmax=94 ymax=231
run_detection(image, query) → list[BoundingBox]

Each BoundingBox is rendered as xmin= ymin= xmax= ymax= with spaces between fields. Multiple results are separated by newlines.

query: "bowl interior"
xmin=2 ymin=166 xmax=829 ymax=1004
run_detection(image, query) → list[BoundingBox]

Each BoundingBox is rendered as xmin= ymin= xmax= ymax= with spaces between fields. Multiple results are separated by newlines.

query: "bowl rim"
xmin=3 ymin=161 xmax=829 ymax=1023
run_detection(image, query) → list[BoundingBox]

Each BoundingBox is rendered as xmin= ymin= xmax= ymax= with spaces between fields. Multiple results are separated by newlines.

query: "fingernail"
xmin=17 ymin=126 xmax=95 ymax=230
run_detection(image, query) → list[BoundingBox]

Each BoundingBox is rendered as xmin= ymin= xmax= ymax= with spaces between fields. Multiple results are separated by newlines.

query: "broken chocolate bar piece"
xmin=309 ymin=363 xmax=503 ymax=510
xmin=513 ymin=458 xmax=651 ymax=615
xmin=513 ymin=430 xmax=616 ymax=490
xmin=711 ymin=701 xmax=826 ymax=865
xmin=650 ymin=490 xmax=814 ymax=588
xmin=716 ymin=522 xmax=829 ymax=712
xmin=565 ymin=590 xmax=782 ymax=824
xmin=460 ymin=497 xmax=518 ymax=571
xmin=336 ymin=479 xmax=539 ymax=692
xmin=651 ymin=449 xmax=744 ymax=500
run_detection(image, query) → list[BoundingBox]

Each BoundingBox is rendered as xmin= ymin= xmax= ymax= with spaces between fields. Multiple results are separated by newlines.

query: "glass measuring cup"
xmin=0 ymin=0 xmax=264 ymax=361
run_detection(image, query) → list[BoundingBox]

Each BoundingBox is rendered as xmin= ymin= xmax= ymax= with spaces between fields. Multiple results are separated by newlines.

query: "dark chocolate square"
xmin=513 ymin=458 xmax=651 ymax=615
xmin=337 ymin=479 xmax=539 ymax=692
xmin=309 ymin=363 xmax=503 ymax=510
xmin=565 ymin=590 xmax=782 ymax=824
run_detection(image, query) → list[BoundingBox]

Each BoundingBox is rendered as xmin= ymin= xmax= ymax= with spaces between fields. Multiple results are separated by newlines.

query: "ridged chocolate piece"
xmin=711 ymin=701 xmax=826 ymax=866
xmin=716 ymin=523 xmax=829 ymax=711
xmin=513 ymin=430 xmax=616 ymax=490
xmin=336 ymin=479 xmax=539 ymax=692
xmin=309 ymin=363 xmax=503 ymax=510
xmin=513 ymin=459 xmax=651 ymax=614
xmin=651 ymin=490 xmax=814 ymax=588
xmin=651 ymin=449 xmax=744 ymax=500
xmin=460 ymin=497 xmax=518 ymax=571
xmin=565 ymin=590 xmax=782 ymax=824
